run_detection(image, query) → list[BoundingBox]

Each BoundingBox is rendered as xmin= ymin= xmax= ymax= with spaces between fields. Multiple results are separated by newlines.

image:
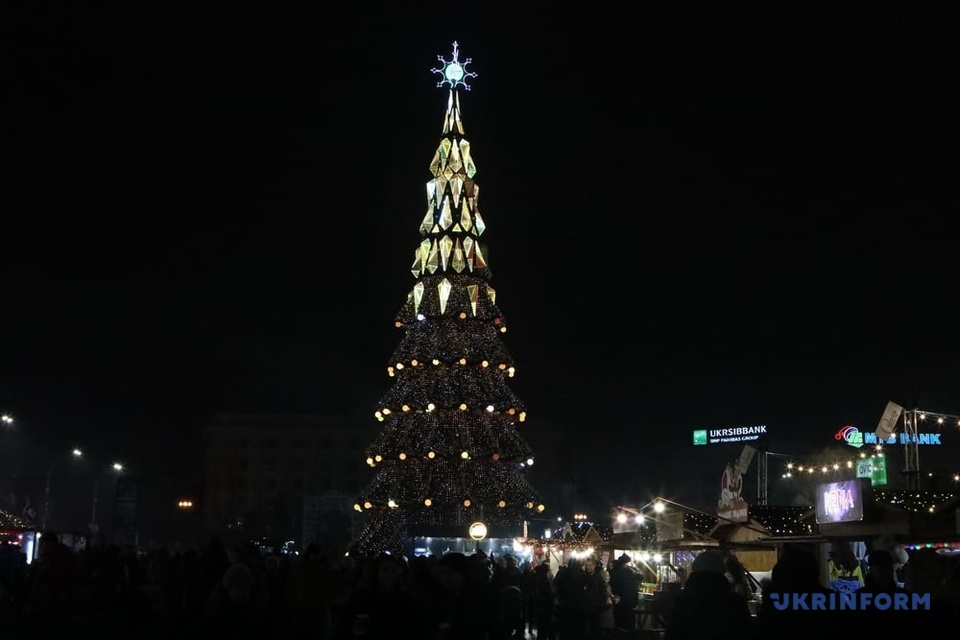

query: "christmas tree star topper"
xmin=432 ymin=41 xmax=477 ymax=91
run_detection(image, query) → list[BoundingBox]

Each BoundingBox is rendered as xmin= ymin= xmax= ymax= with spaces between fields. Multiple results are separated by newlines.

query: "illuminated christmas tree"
xmin=351 ymin=43 xmax=544 ymax=555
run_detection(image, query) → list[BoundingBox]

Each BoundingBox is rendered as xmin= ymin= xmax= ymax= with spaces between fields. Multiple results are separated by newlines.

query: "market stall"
xmin=0 ymin=507 xmax=34 ymax=562
xmin=811 ymin=482 xmax=960 ymax=590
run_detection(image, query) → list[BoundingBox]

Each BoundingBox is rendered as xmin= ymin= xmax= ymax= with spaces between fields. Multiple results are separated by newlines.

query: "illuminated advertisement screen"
xmin=816 ymin=479 xmax=865 ymax=524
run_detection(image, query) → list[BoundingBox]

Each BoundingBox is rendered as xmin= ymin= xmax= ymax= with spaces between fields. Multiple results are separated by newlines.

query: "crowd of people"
xmin=665 ymin=545 xmax=960 ymax=639
xmin=2 ymin=533 xmax=960 ymax=639
xmin=0 ymin=533 xmax=616 ymax=640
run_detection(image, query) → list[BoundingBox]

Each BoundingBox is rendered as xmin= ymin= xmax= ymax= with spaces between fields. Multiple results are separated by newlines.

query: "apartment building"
xmin=202 ymin=412 xmax=566 ymax=548
xmin=201 ymin=413 xmax=378 ymax=546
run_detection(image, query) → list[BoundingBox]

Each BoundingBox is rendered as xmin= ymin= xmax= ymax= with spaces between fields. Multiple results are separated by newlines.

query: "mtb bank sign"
xmin=835 ymin=425 xmax=942 ymax=448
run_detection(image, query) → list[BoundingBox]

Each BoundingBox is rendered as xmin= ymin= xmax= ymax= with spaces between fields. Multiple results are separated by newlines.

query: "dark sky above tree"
xmin=2 ymin=3 xmax=957 ymax=498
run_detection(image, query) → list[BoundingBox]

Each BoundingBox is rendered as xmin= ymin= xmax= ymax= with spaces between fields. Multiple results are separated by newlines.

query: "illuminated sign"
xmin=835 ymin=425 xmax=941 ymax=448
xmin=717 ymin=460 xmax=749 ymax=523
xmin=693 ymin=425 xmax=767 ymax=445
xmin=816 ymin=479 xmax=865 ymax=524
xmin=468 ymin=522 xmax=487 ymax=541
xmin=855 ymin=454 xmax=888 ymax=486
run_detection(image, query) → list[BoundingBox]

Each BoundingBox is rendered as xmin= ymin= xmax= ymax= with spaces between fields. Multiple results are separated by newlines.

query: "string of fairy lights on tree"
xmin=780 ymin=409 xmax=960 ymax=482
xmin=350 ymin=43 xmax=543 ymax=556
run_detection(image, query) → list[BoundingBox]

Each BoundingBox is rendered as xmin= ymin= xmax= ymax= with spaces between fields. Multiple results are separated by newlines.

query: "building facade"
xmin=202 ymin=413 xmax=378 ymax=548
xmin=202 ymin=412 xmax=565 ymax=550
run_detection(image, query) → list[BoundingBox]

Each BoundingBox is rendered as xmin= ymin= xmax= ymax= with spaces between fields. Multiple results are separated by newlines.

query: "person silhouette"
xmin=665 ymin=550 xmax=756 ymax=640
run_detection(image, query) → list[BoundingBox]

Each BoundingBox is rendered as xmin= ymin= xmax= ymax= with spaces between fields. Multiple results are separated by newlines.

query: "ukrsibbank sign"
xmin=694 ymin=425 xmax=767 ymax=445
xmin=836 ymin=425 xmax=942 ymax=448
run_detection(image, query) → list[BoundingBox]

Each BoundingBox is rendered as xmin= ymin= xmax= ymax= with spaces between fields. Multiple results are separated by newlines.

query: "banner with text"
xmin=718 ymin=460 xmax=749 ymax=523
xmin=876 ymin=401 xmax=904 ymax=440
xmin=856 ymin=454 xmax=888 ymax=486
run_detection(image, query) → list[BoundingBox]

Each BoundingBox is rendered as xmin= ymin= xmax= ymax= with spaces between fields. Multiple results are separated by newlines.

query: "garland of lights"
xmin=0 ymin=508 xmax=28 ymax=530
xmin=909 ymin=410 xmax=960 ymax=428
xmin=782 ymin=452 xmax=960 ymax=483
xmin=904 ymin=542 xmax=960 ymax=551
xmin=780 ymin=451 xmax=884 ymax=478
xmin=351 ymin=44 xmax=542 ymax=557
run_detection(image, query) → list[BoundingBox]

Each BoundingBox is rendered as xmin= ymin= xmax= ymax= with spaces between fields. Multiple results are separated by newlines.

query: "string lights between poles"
xmin=779 ymin=409 xmax=960 ymax=482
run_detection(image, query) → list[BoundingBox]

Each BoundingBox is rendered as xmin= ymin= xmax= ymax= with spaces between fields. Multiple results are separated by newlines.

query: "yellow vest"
xmin=829 ymin=561 xmax=864 ymax=586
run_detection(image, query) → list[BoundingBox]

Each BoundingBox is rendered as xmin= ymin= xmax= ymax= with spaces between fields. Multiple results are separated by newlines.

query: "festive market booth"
xmin=875 ymin=489 xmax=960 ymax=592
xmin=810 ymin=481 xmax=959 ymax=590
xmin=902 ymin=539 xmax=960 ymax=594
xmin=714 ymin=505 xmax=816 ymax=575
xmin=640 ymin=509 xmax=719 ymax=587
xmin=528 ymin=521 xmax=616 ymax=573
xmin=0 ymin=508 xmax=36 ymax=562
xmin=543 ymin=503 xmax=817 ymax=632
xmin=615 ymin=506 xmax=731 ymax=631
xmin=606 ymin=503 xmax=819 ymax=582
xmin=606 ymin=528 xmax=660 ymax=591
xmin=526 ymin=519 xmax=697 ymax=632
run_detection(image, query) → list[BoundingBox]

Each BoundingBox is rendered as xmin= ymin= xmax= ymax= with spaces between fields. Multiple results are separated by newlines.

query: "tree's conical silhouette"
xmin=351 ymin=43 xmax=543 ymax=555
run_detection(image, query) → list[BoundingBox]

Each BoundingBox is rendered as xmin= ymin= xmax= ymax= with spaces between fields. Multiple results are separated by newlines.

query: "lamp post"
xmin=757 ymin=451 xmax=794 ymax=506
xmin=1 ymin=414 xmax=16 ymax=524
xmin=41 ymin=447 xmax=83 ymax=531
xmin=90 ymin=462 xmax=124 ymax=538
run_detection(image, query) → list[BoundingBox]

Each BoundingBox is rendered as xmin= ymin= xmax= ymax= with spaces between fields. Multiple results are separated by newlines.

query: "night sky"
xmin=2 ymin=5 xmax=958 ymax=510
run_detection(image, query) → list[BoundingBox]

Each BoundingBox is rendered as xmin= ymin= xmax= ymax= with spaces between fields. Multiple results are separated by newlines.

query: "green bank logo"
xmin=693 ymin=430 xmax=708 ymax=446
xmin=856 ymin=454 xmax=888 ymax=486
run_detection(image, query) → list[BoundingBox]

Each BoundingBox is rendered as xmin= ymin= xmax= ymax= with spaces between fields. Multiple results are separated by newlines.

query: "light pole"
xmin=41 ymin=447 xmax=83 ymax=531
xmin=90 ymin=462 xmax=124 ymax=538
xmin=1 ymin=414 xmax=16 ymax=522
xmin=757 ymin=451 xmax=793 ymax=506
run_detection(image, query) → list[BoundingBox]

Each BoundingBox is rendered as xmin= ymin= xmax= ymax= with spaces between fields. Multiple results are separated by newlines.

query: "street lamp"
xmin=1 ymin=414 xmax=13 ymax=425
xmin=41 ymin=448 xmax=84 ymax=531
xmin=90 ymin=462 xmax=124 ymax=538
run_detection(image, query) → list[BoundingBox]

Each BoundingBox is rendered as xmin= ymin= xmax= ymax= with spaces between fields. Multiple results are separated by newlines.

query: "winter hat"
xmin=691 ymin=550 xmax=727 ymax=575
xmin=439 ymin=552 xmax=470 ymax=576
